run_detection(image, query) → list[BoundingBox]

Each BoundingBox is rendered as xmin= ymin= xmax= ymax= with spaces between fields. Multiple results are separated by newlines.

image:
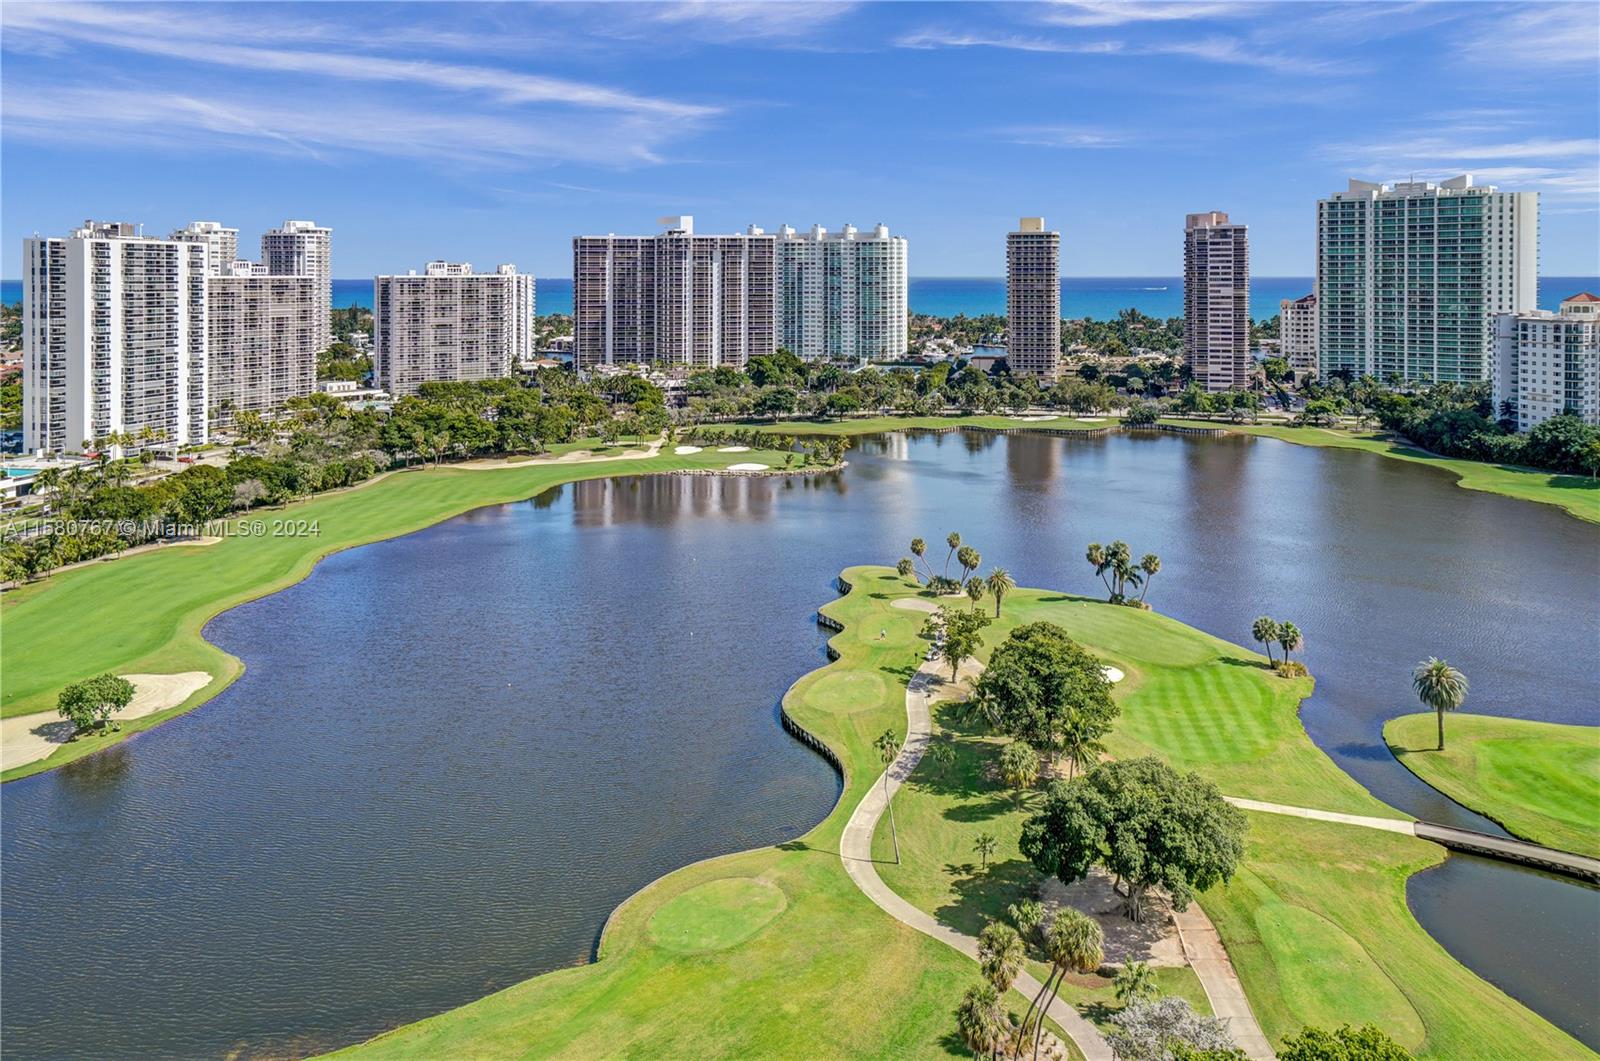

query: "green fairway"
xmin=0 ymin=445 xmax=799 ymax=779
xmin=647 ymin=877 xmax=788 ymax=953
xmin=1385 ymin=713 xmax=1600 ymax=858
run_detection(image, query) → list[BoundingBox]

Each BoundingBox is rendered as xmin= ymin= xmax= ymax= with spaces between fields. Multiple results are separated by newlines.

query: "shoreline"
xmin=0 ymin=450 xmax=831 ymax=781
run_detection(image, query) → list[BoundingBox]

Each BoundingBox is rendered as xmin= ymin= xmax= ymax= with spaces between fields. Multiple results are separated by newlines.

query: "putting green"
xmin=648 ymin=877 xmax=788 ymax=953
xmin=1254 ymin=901 xmax=1424 ymax=1050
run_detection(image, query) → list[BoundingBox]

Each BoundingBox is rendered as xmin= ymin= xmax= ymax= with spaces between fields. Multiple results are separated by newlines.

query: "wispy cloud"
xmin=1320 ymin=132 xmax=1600 ymax=203
xmin=1036 ymin=1 xmax=1252 ymax=28
xmin=1325 ymin=137 xmax=1600 ymax=163
xmin=895 ymin=25 xmax=1356 ymax=75
xmin=643 ymin=1 xmax=857 ymax=40
xmin=996 ymin=124 xmax=1133 ymax=149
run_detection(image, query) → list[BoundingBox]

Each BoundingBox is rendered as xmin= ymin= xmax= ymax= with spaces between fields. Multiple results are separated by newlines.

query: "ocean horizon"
xmin=5 ymin=276 xmax=1595 ymax=323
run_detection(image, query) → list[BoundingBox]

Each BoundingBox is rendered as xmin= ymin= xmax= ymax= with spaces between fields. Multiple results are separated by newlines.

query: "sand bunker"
xmin=1103 ymin=666 xmax=1125 ymax=683
xmin=1 ymin=671 xmax=212 ymax=772
xmin=717 ymin=445 xmax=751 ymax=452
xmin=674 ymin=445 xmax=702 ymax=454
xmin=727 ymin=462 xmax=770 ymax=472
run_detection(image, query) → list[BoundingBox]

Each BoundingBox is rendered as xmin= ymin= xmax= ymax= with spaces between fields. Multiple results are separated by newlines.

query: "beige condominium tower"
xmin=1006 ymin=217 xmax=1061 ymax=380
xmin=373 ymin=262 xmax=535 ymax=397
xmin=1183 ymin=211 xmax=1251 ymax=393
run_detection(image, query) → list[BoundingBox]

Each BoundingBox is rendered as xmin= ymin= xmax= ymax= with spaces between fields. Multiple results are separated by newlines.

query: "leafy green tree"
xmin=999 ymin=741 xmax=1040 ymax=804
xmin=927 ymin=740 xmax=957 ymax=779
xmin=57 ymin=673 xmax=136 ymax=734
xmin=985 ymin=567 xmax=1016 ymax=617
xmin=974 ymin=831 xmax=998 ymax=869
xmin=974 ymin=622 xmax=1118 ymax=768
xmin=1251 ymin=617 xmax=1280 ymax=664
xmin=929 ymin=605 xmax=992 ymax=682
xmin=1114 ymin=959 xmax=1158 ymax=1005
xmin=875 ymin=728 xmax=903 ymax=863
xmin=1021 ymin=757 xmax=1247 ymax=922
xmin=1279 ymin=1023 xmax=1416 ymax=1060
xmin=1412 ymin=658 xmax=1469 ymax=750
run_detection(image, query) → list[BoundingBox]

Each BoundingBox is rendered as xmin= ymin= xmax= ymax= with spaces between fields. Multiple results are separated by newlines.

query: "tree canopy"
xmin=973 ymin=621 xmax=1118 ymax=761
xmin=1020 ymin=756 xmax=1247 ymax=921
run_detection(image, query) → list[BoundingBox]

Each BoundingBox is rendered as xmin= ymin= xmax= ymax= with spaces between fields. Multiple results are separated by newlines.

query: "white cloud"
xmin=1320 ymin=133 xmax=1600 ymax=202
xmin=644 ymin=1 xmax=857 ymax=40
xmin=1455 ymin=2 xmax=1600 ymax=70
xmin=895 ymin=25 xmax=1355 ymax=74
xmin=996 ymin=125 xmax=1132 ymax=148
xmin=1037 ymin=2 xmax=1252 ymax=28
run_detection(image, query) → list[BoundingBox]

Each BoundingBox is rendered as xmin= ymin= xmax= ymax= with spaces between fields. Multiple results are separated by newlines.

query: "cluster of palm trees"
xmin=1249 ymin=616 xmax=1304 ymax=671
xmin=1085 ymin=541 xmax=1161 ymax=607
xmin=956 ymin=908 xmax=1105 ymax=1060
xmin=899 ymin=533 xmax=1018 ymax=618
xmin=79 ymin=424 xmax=171 ymax=462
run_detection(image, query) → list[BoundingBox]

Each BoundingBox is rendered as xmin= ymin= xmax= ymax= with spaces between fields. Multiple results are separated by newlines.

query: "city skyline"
xmin=3 ymin=1 xmax=1596 ymax=278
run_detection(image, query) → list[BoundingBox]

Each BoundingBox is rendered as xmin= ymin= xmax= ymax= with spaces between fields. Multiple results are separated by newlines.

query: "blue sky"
xmin=3 ymin=1 xmax=1597 ymax=277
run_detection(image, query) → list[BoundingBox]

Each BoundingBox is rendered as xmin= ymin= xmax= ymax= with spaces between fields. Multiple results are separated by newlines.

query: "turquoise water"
xmin=7 ymin=277 xmax=1596 ymax=321
xmin=3 ymin=468 xmax=37 ymax=478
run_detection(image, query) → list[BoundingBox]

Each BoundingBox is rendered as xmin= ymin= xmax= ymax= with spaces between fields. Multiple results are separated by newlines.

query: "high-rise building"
xmin=208 ymin=263 xmax=321 ymax=422
xmin=1279 ymin=294 xmax=1317 ymax=380
xmin=775 ymin=223 xmax=907 ymax=361
xmin=171 ymin=220 xmax=239 ymax=276
xmin=262 ymin=219 xmax=332 ymax=352
xmin=1316 ymin=175 xmax=1537 ymax=383
xmin=22 ymin=221 xmax=209 ymax=455
xmin=1005 ymin=217 xmax=1061 ymax=380
xmin=373 ymin=262 xmax=535 ymax=397
xmin=1492 ymin=293 xmax=1600 ymax=432
xmin=573 ymin=216 xmax=775 ymax=372
xmin=1183 ymin=212 xmax=1251 ymax=393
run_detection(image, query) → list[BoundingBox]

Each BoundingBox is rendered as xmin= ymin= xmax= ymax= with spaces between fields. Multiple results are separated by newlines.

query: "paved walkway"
xmin=1172 ymin=905 xmax=1274 ymax=1059
xmin=1224 ymin=797 xmax=1417 ymax=834
xmin=839 ymin=657 xmax=1114 ymax=1061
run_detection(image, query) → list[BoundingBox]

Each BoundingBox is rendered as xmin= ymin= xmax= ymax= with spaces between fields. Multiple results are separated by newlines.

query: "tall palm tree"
xmin=1086 ymin=542 xmax=1112 ymax=597
xmin=1136 ymin=554 xmax=1161 ymax=603
xmin=957 ymin=545 xmax=982 ymax=582
xmin=1413 ymin=658 xmax=1469 ymax=750
xmin=1278 ymin=621 xmax=1303 ymax=664
xmin=1058 ymin=711 xmax=1105 ymax=780
xmin=910 ymin=538 xmax=932 ymax=581
xmin=986 ymin=568 xmax=1016 ymax=617
xmin=1251 ymin=616 xmax=1280 ymax=664
xmin=945 ymin=531 xmax=962 ymax=576
xmin=956 ymin=982 xmax=1006 ymax=1060
xmin=875 ymin=728 xmax=902 ymax=863
xmin=957 ymin=685 xmax=1004 ymax=732
xmin=1016 ymin=908 xmax=1105 ymax=1060
xmin=978 ymin=922 xmax=1025 ymax=993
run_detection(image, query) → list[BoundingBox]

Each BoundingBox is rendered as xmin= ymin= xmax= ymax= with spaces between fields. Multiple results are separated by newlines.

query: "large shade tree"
xmin=973 ymin=622 xmax=1118 ymax=770
xmin=1020 ymin=757 xmax=1247 ymax=923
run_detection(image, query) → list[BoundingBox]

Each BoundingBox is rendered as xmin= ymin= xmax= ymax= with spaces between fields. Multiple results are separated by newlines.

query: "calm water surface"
xmin=3 ymin=431 xmax=1597 ymax=1057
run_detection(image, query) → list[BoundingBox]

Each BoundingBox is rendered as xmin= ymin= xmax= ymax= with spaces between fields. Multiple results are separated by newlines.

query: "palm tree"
xmin=910 ymin=537 xmax=933 ymax=581
xmin=1413 ymin=658 xmax=1469 ymax=750
xmin=945 ymin=531 xmax=962 ymax=576
xmin=1278 ymin=621 xmax=1303 ymax=664
xmin=875 ymin=728 xmax=902 ymax=863
xmin=999 ymin=741 xmax=1039 ymax=804
xmin=1136 ymin=554 xmax=1161 ymax=603
xmin=956 ymin=982 xmax=1007 ymax=1060
xmin=957 ymin=685 xmax=1004 ymax=732
xmin=986 ymin=568 xmax=1016 ymax=617
xmin=897 ymin=557 xmax=918 ymax=584
xmin=1251 ymin=616 xmax=1280 ymax=664
xmin=974 ymin=831 xmax=997 ymax=870
xmin=1086 ymin=542 xmax=1113 ymax=597
xmin=1016 ymin=908 xmax=1105 ymax=1060
xmin=957 ymin=545 xmax=982 ymax=582
xmin=927 ymin=740 xmax=956 ymax=779
xmin=966 ymin=577 xmax=986 ymax=611
xmin=1058 ymin=710 xmax=1105 ymax=780
xmin=1113 ymin=960 xmax=1157 ymax=1005
xmin=978 ymin=922 xmax=1025 ymax=993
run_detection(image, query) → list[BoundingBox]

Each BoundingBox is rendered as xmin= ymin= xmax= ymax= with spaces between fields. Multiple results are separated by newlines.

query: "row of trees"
xmin=1085 ymin=541 xmax=1161 ymax=607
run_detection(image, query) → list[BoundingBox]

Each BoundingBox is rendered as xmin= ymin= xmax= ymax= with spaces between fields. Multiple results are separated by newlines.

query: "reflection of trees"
xmin=570 ymin=473 xmax=781 ymax=527
xmin=1004 ymin=433 xmax=1058 ymax=484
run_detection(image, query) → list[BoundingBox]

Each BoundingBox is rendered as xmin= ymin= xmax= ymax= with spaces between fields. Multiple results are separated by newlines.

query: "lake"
xmin=3 ymin=430 xmax=1597 ymax=1057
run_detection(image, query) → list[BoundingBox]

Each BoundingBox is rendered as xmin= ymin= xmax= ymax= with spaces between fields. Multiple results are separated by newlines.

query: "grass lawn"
xmin=0 ymin=445 xmax=798 ymax=780
xmin=332 ymin=567 xmax=1085 ymax=1059
xmin=844 ymin=575 xmax=1590 ymax=1058
xmin=1385 ymin=713 xmax=1600 ymax=858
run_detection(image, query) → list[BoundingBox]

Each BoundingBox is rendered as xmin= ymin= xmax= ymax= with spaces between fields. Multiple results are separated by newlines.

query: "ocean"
xmin=5 ymin=276 xmax=1595 ymax=322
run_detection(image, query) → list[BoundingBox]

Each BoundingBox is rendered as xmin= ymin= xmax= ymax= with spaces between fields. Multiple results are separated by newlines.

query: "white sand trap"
xmin=727 ymin=462 xmax=770 ymax=471
xmin=717 ymin=445 xmax=751 ymax=452
xmin=1017 ymin=415 xmax=1059 ymax=422
xmin=1 ymin=671 xmax=212 ymax=772
xmin=1102 ymin=666 xmax=1125 ymax=683
xmin=891 ymin=597 xmax=940 ymax=613
xmin=674 ymin=445 xmax=702 ymax=454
